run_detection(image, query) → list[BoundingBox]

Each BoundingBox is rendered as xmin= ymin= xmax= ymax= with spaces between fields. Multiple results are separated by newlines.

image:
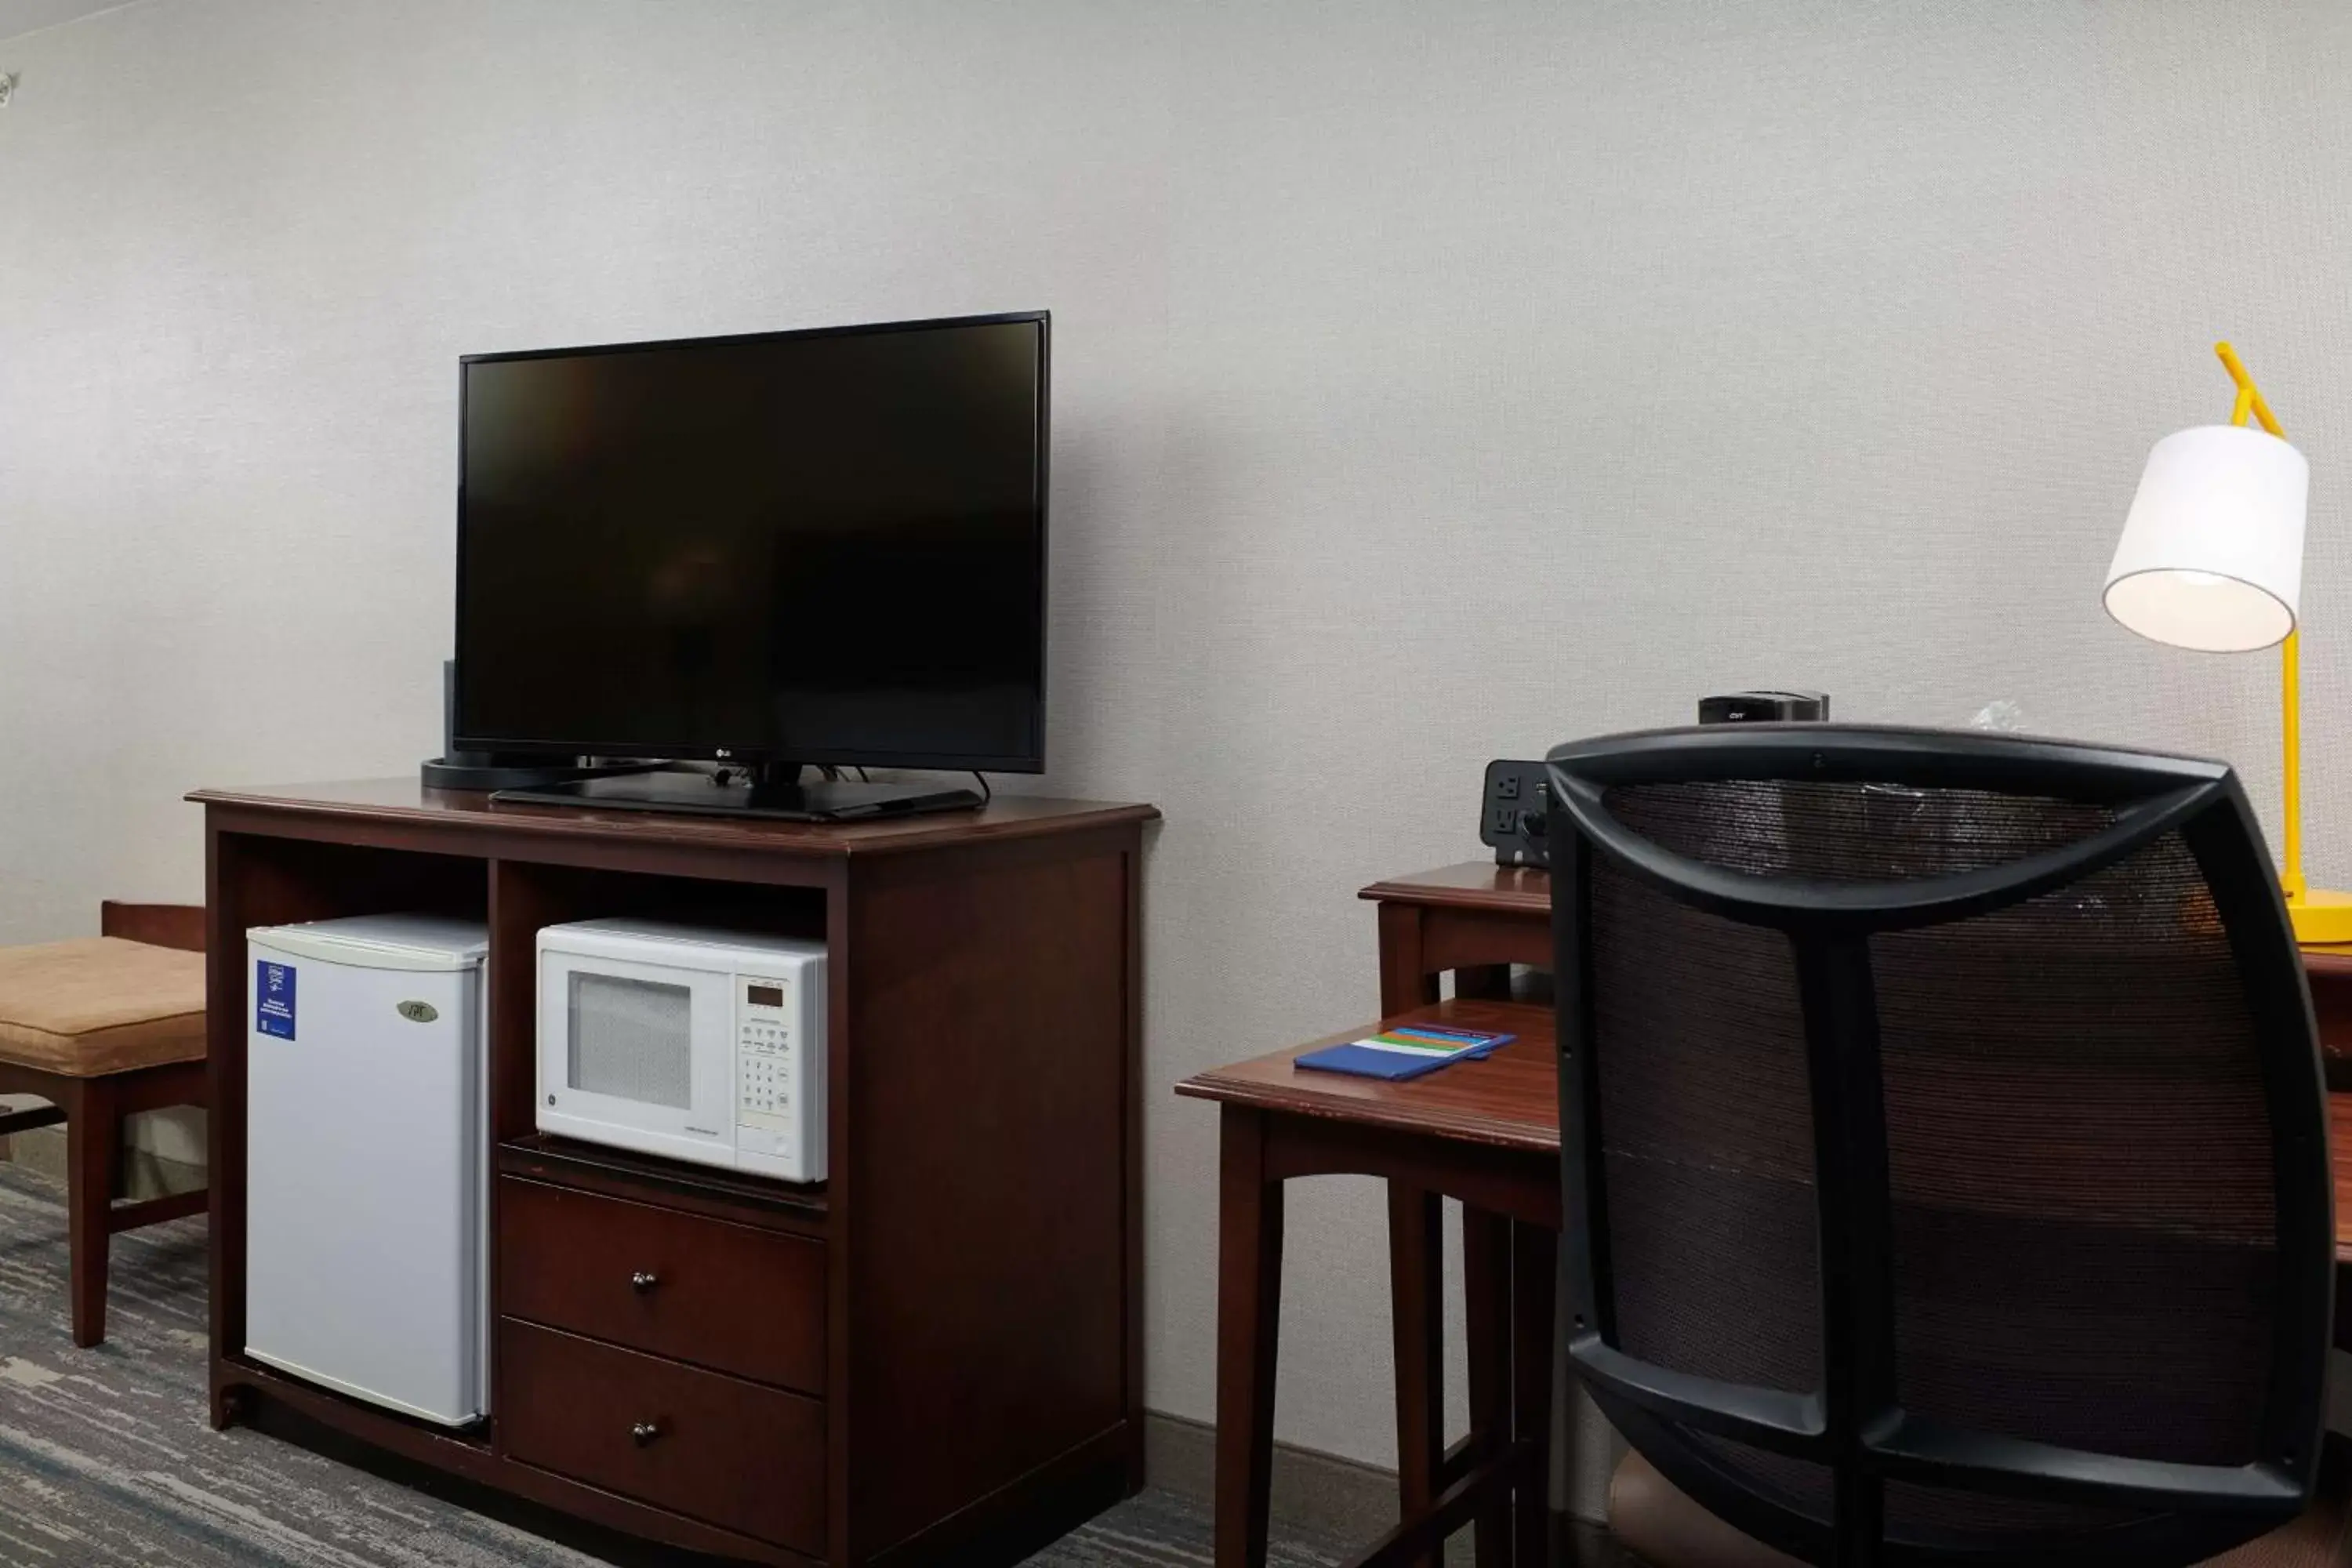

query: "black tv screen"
xmin=455 ymin=313 xmax=1047 ymax=771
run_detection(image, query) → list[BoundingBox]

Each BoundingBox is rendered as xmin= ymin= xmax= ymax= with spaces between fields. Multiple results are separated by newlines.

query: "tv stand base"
xmin=494 ymin=766 xmax=984 ymax=822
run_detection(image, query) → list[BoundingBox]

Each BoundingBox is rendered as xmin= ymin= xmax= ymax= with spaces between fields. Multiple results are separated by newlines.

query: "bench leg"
xmin=64 ymin=1078 xmax=119 ymax=1348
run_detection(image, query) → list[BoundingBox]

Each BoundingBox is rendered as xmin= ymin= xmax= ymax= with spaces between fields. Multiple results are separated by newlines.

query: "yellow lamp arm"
xmin=2219 ymin=340 xmax=2285 ymax=437
xmin=2215 ymin=342 xmax=2305 ymax=902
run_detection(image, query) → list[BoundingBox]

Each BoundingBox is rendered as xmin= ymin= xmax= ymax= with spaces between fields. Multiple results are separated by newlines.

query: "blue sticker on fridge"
xmin=256 ymin=960 xmax=296 ymax=1040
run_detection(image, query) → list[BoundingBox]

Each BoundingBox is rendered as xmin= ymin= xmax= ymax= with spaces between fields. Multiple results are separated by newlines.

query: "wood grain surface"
xmin=1189 ymin=998 xmax=2352 ymax=1267
xmin=497 ymin=1178 xmax=827 ymax=1395
xmin=498 ymin=1319 xmax=826 ymax=1553
xmin=188 ymin=777 xmax=1157 ymax=861
xmin=1177 ymin=1000 xmax=1557 ymax=1153
xmin=1359 ymin=862 xmax=1552 ymax=915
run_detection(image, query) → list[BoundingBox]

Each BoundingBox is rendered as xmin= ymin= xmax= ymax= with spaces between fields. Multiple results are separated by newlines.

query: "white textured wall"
xmin=5 ymin=0 xmax=2352 ymax=1468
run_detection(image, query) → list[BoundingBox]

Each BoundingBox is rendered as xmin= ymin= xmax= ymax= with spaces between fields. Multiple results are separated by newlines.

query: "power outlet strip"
xmin=1479 ymin=759 xmax=1551 ymax=868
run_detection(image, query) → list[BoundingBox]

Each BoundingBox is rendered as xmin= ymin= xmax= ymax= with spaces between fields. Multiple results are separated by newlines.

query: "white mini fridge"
xmin=245 ymin=914 xmax=490 ymax=1426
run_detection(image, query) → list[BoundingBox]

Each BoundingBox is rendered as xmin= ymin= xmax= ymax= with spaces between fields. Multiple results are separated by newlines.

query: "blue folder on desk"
xmin=1296 ymin=1024 xmax=1515 ymax=1082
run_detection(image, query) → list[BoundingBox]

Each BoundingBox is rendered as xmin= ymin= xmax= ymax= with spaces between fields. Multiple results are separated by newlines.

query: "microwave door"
xmin=537 ymin=952 xmax=737 ymax=1168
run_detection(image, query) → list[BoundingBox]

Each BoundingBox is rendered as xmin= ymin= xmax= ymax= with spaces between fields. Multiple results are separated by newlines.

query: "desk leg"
xmin=1377 ymin=904 xmax=1442 ymax=1018
xmin=1217 ymin=1105 xmax=1284 ymax=1568
xmin=1464 ymin=1206 xmax=1514 ymax=1566
xmin=1512 ymin=1221 xmax=1559 ymax=1567
xmin=1455 ymin=964 xmax=1515 ymax=1002
xmin=1377 ymin=906 xmax=1446 ymax=1566
xmin=2310 ymin=967 xmax=2352 ymax=1091
xmin=1388 ymin=1183 xmax=1446 ymax=1568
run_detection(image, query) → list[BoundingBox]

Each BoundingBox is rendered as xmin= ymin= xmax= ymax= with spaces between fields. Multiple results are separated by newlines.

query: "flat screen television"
xmin=453 ymin=312 xmax=1047 ymax=819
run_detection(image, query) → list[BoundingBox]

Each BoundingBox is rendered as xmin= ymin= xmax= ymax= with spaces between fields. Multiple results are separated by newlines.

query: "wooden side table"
xmin=1359 ymin=864 xmax=1552 ymax=1566
xmin=1178 ymin=999 xmax=1560 ymax=1568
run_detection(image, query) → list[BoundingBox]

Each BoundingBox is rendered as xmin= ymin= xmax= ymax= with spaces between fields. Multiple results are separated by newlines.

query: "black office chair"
xmin=1544 ymin=725 xmax=2341 ymax=1568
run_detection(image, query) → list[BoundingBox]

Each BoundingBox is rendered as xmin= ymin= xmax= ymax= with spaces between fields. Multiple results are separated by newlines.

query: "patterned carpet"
xmin=0 ymin=1160 xmax=1344 ymax=1567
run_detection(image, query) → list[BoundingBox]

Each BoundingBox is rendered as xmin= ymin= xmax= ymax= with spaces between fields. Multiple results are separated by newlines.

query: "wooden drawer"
xmin=500 ymin=1319 xmax=824 ymax=1553
xmin=499 ymin=1178 xmax=825 ymax=1394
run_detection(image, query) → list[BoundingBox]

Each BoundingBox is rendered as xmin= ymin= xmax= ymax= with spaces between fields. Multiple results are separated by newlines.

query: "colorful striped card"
xmin=1294 ymin=1024 xmax=1515 ymax=1082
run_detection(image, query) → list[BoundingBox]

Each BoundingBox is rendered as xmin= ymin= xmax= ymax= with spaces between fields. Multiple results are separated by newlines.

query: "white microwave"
xmin=536 ymin=918 xmax=827 ymax=1182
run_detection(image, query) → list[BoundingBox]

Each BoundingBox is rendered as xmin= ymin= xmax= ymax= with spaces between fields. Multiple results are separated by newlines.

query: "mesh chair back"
xmin=1548 ymin=726 xmax=2332 ymax=1568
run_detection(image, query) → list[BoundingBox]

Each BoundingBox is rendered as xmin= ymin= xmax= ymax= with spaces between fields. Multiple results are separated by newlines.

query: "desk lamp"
xmin=2103 ymin=341 xmax=2352 ymax=941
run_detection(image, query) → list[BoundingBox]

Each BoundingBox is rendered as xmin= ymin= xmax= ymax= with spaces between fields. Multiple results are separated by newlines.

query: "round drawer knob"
xmin=631 ymin=1421 xmax=662 ymax=1446
xmin=630 ymin=1270 xmax=659 ymax=1294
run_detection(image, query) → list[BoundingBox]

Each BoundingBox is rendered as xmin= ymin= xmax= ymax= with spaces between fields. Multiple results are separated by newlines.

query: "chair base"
xmin=1607 ymin=1448 xmax=2352 ymax=1568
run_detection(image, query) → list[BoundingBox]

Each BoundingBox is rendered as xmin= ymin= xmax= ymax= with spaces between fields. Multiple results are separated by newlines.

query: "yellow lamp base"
xmin=2287 ymin=886 xmax=2352 ymax=946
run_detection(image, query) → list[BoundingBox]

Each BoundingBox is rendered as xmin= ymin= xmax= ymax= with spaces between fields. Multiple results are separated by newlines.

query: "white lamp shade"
xmin=2104 ymin=423 xmax=2309 ymax=652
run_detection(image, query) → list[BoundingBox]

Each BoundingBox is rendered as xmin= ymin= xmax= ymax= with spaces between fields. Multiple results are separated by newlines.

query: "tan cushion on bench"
xmin=0 ymin=938 xmax=206 ymax=1077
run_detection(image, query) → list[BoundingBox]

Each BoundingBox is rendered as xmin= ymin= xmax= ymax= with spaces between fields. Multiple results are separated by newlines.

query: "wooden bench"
xmin=0 ymin=902 xmax=208 ymax=1347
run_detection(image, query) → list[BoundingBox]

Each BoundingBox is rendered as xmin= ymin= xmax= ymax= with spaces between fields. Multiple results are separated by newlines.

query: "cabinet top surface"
xmin=189 ymin=777 xmax=1158 ymax=856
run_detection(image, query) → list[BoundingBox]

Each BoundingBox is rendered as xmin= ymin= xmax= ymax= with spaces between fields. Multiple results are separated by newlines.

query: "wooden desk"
xmin=1364 ymin=860 xmax=2352 ymax=1076
xmin=191 ymin=779 xmax=1157 ymax=1568
xmin=1361 ymin=858 xmax=2352 ymax=1557
xmin=1186 ymin=991 xmax=2352 ymax=1568
xmin=1362 ymin=863 xmax=1552 ymax=1013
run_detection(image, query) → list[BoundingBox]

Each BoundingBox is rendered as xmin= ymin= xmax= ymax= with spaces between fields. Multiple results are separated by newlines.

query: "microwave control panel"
xmin=735 ymin=975 xmax=797 ymax=1128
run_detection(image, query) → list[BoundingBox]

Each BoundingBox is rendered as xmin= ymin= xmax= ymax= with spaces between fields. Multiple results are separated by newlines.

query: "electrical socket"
xmin=1479 ymin=758 xmax=1552 ymax=868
